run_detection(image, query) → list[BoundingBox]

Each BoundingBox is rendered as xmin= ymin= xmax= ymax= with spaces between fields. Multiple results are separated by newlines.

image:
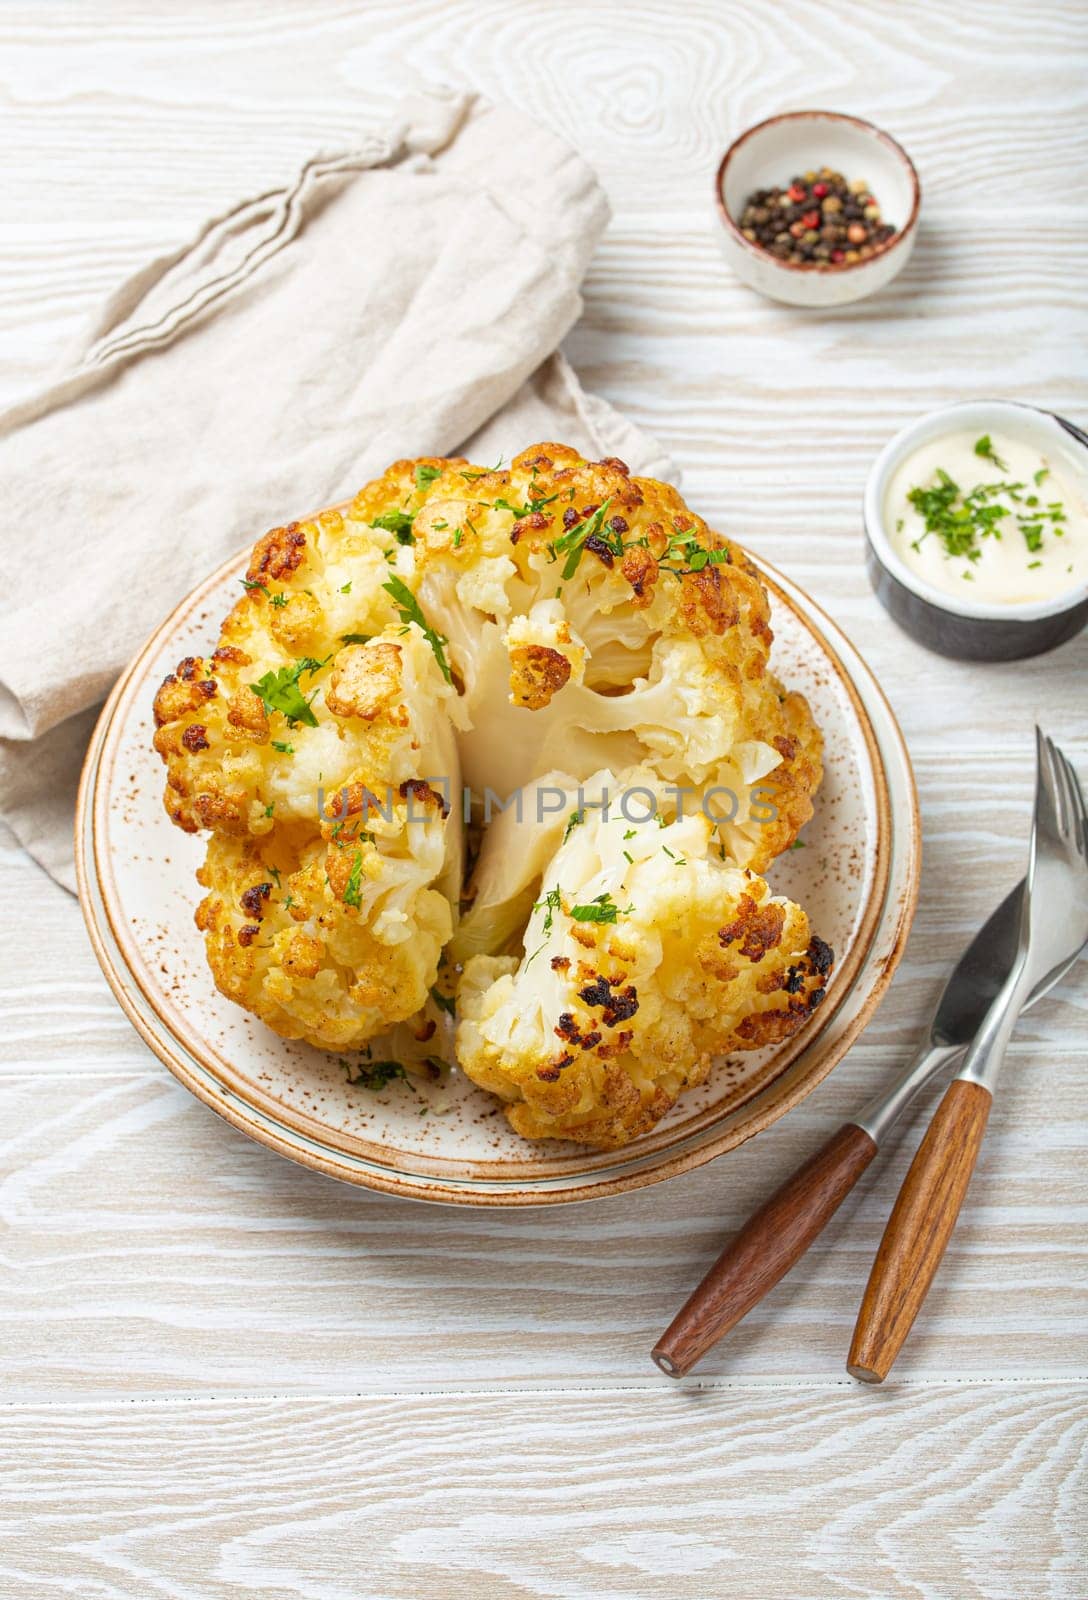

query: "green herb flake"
xmin=974 ymin=435 xmax=1008 ymax=471
xmin=343 ymin=851 xmax=364 ymax=909
xmin=339 ymin=581 xmax=353 ymax=595
xmin=1027 ymin=560 xmax=1043 ymax=569
xmin=271 ymin=740 xmax=295 ymax=754
xmin=248 ymin=656 xmax=329 ymax=728
xmin=429 ymin=985 xmax=456 ymax=1017
xmin=340 ymin=632 xmax=373 ymax=646
xmin=563 ymin=809 xmax=584 ymax=843
xmin=415 ymin=464 xmax=443 ymax=492
xmin=569 ymin=892 xmax=631 ymax=925
xmin=341 ymin=1057 xmax=406 ymax=1092
xmin=534 ymin=885 xmax=563 ymax=936
xmin=493 ymin=491 xmax=559 ymax=519
xmin=382 ymin=575 xmax=452 ymax=683
xmin=1034 ymin=467 xmax=1050 ymax=486
xmin=371 ymin=509 xmax=416 ymax=544
xmin=452 ymin=526 xmax=464 ymax=548
xmin=552 ymin=499 xmax=614 ymax=581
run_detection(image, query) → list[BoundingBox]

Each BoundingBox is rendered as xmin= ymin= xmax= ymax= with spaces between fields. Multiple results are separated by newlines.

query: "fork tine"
xmin=1046 ymin=735 xmax=1084 ymax=855
xmin=1035 ymin=729 xmax=1066 ymax=841
xmin=1057 ymin=748 xmax=1088 ymax=859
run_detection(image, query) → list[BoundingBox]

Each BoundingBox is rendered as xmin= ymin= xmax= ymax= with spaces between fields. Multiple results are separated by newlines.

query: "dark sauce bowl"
xmin=864 ymin=401 xmax=1088 ymax=662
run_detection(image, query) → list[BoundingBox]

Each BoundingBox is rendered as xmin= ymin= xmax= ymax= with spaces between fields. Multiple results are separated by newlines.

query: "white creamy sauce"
xmin=885 ymin=428 xmax=1088 ymax=604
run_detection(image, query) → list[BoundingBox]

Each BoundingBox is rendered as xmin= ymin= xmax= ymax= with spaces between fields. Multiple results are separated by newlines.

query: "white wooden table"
xmin=1 ymin=4 xmax=1085 ymax=1596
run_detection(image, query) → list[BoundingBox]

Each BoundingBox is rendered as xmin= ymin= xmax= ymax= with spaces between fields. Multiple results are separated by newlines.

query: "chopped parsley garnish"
xmin=570 ymin=892 xmax=631 ymax=924
xmin=552 ymin=499 xmax=614 ymax=580
xmin=906 ymin=467 xmax=1066 ymax=565
xmin=249 ymin=656 xmax=329 ymax=727
xmin=415 ymin=464 xmax=443 ymax=492
xmin=658 ymin=525 xmax=732 ymax=577
xmin=974 ymin=434 xmax=1008 ymax=471
xmin=459 ymin=457 xmax=505 ymax=481
xmin=339 ymin=581 xmax=352 ymax=595
xmin=534 ymin=885 xmax=563 ymax=935
xmin=264 ymin=801 xmax=275 ymax=818
xmin=429 ymin=985 xmax=456 ymax=1016
xmin=269 ymin=592 xmax=288 ymax=607
xmin=371 ymin=509 xmax=415 ymax=544
xmin=1034 ymin=466 xmax=1050 ymax=486
xmin=271 ymin=740 xmax=294 ymax=754
xmin=452 ymin=526 xmax=463 ymax=548
xmin=382 ymin=575 xmax=452 ymax=683
xmin=563 ymin=809 xmax=584 ymax=843
xmin=340 ymin=632 xmax=372 ymax=645
xmin=493 ymin=491 xmax=559 ymax=519
xmin=341 ymin=1057 xmax=406 ymax=1091
xmin=686 ymin=547 xmax=732 ymax=573
xmin=343 ymin=851 xmax=364 ymax=908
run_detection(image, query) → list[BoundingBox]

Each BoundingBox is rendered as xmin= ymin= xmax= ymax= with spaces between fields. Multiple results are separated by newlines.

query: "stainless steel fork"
xmin=848 ymin=728 xmax=1088 ymax=1383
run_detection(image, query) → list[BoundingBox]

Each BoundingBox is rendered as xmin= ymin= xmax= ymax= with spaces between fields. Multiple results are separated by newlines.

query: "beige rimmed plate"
xmin=76 ymin=547 xmax=920 ymax=1206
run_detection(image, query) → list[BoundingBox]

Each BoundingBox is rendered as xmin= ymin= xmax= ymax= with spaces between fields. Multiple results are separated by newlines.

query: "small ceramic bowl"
xmin=715 ymin=110 xmax=920 ymax=308
xmin=865 ymin=401 xmax=1088 ymax=661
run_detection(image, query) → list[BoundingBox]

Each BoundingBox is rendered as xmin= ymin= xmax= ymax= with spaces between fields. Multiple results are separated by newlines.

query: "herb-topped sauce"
xmin=885 ymin=429 xmax=1088 ymax=604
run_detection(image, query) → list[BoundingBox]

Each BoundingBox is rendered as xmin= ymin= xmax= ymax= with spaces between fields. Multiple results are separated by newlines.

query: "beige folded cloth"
xmin=0 ymin=87 xmax=673 ymax=892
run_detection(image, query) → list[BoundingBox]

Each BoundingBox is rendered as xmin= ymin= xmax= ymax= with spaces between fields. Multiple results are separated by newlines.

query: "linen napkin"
xmin=0 ymin=87 xmax=673 ymax=892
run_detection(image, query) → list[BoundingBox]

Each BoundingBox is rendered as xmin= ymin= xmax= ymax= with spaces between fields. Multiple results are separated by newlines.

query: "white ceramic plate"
xmin=77 ymin=548 xmax=920 ymax=1206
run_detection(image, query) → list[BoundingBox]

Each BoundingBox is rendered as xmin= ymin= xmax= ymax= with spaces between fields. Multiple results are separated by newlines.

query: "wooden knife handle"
xmin=848 ymin=1078 xmax=992 ymax=1384
xmin=652 ymin=1122 xmax=878 ymax=1378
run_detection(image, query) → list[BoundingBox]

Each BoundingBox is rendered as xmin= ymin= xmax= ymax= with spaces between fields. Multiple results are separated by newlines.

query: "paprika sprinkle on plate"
xmin=739 ymin=167 xmax=897 ymax=267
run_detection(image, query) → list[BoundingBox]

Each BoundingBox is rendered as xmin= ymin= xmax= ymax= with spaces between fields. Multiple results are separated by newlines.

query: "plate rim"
xmin=75 ymin=544 xmax=920 ymax=1206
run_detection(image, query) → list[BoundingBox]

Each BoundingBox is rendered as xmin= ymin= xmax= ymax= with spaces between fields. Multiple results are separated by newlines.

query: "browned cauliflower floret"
xmin=194 ymin=787 xmax=455 ymax=1050
xmin=455 ymin=806 xmax=832 ymax=1147
xmin=153 ymin=444 xmax=830 ymax=1145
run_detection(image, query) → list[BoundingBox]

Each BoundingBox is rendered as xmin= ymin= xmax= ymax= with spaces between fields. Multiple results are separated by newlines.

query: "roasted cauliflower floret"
xmin=154 ymin=442 xmax=831 ymax=1145
xmin=194 ymin=791 xmax=455 ymax=1050
xmin=455 ymin=807 xmax=832 ymax=1147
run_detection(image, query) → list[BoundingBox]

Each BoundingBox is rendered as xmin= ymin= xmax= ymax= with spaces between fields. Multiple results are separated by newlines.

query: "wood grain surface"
xmin=1 ymin=2 xmax=1086 ymax=1596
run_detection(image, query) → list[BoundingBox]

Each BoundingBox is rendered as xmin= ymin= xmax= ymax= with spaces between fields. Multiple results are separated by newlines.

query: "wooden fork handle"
xmin=848 ymin=1078 xmax=992 ymax=1384
xmin=652 ymin=1122 xmax=878 ymax=1378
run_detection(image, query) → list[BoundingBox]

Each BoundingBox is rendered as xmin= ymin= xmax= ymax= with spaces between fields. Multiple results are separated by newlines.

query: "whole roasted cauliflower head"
xmin=153 ymin=444 xmax=832 ymax=1147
